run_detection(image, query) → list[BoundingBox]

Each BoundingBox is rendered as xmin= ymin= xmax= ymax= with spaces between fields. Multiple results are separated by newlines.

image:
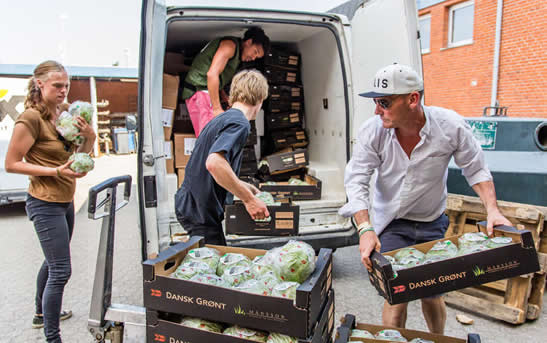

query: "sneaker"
xmin=32 ymin=310 xmax=73 ymax=329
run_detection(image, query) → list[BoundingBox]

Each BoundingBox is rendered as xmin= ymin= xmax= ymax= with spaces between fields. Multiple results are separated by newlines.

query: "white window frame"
xmin=419 ymin=14 xmax=431 ymax=54
xmin=448 ymin=0 xmax=474 ymax=48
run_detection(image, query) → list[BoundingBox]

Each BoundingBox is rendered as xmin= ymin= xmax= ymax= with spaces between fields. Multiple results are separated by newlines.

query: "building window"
xmin=448 ymin=1 xmax=474 ymax=47
xmin=419 ymin=14 xmax=431 ymax=54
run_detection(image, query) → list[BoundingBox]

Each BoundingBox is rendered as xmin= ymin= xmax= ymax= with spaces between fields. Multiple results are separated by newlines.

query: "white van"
xmin=138 ymin=0 xmax=423 ymax=257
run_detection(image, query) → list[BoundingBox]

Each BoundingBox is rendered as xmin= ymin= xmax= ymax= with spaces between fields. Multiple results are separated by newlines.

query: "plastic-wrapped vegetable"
xmin=189 ymin=273 xmax=230 ymax=288
xmin=234 ymin=279 xmax=270 ymax=296
xmin=68 ymin=101 xmax=93 ymax=123
xmin=222 ymin=265 xmax=255 ymax=286
xmin=182 ymin=247 xmax=221 ymax=271
xmin=350 ymin=329 xmax=374 ymax=339
xmin=458 ymin=244 xmax=490 ymax=256
xmin=256 ymin=191 xmax=279 ymax=205
xmin=224 ymin=326 xmax=268 ymax=342
xmin=383 ymin=255 xmax=396 ymax=265
xmin=180 ymin=317 xmax=223 ymax=333
xmin=458 ymin=232 xmax=489 ymax=248
xmin=394 ymin=247 xmax=425 ymax=263
xmin=264 ymin=181 xmax=277 ymax=185
xmin=271 ymin=281 xmax=300 ymax=301
xmin=486 ymin=236 xmax=513 ymax=249
xmin=56 ymin=111 xmax=80 ymax=142
xmin=266 ymin=332 xmax=298 ymax=343
xmin=396 ymin=255 xmax=423 ymax=270
xmin=424 ymin=240 xmax=459 ymax=263
xmin=375 ymin=329 xmax=408 ymax=342
xmin=271 ymin=240 xmax=316 ymax=283
xmin=410 ymin=338 xmax=435 ymax=343
xmin=172 ymin=261 xmax=214 ymax=280
xmin=256 ymin=271 xmax=280 ymax=293
xmin=250 ymin=255 xmax=274 ymax=277
xmin=216 ymin=253 xmax=251 ymax=277
xmin=288 ymin=178 xmax=308 ymax=186
xmin=69 ymin=153 xmax=94 ymax=173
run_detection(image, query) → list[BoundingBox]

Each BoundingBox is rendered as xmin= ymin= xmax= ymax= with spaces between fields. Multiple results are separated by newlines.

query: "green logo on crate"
xmin=472 ymin=266 xmax=485 ymax=277
xmin=234 ymin=306 xmax=246 ymax=315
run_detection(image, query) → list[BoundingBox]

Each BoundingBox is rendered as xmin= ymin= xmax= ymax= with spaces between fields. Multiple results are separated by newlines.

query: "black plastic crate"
xmin=272 ymin=128 xmax=308 ymax=150
xmin=268 ymin=98 xmax=303 ymax=113
xmin=266 ymin=111 xmax=303 ymax=130
xmin=264 ymin=65 xmax=300 ymax=84
xmin=270 ymin=84 xmax=303 ymax=100
xmin=264 ymin=49 xmax=300 ymax=69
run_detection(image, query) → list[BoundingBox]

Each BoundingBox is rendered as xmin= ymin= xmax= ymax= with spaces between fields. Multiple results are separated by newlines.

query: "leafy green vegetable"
xmin=458 ymin=232 xmax=489 ymax=249
xmin=250 ymin=255 xmax=274 ymax=277
xmin=216 ymin=253 xmax=251 ymax=277
xmin=182 ymin=247 xmax=221 ymax=271
xmin=69 ymin=153 xmax=94 ymax=173
xmin=270 ymin=240 xmax=316 ymax=283
xmin=266 ymin=332 xmax=298 ymax=343
xmin=56 ymin=111 xmax=80 ymax=142
xmin=221 ymin=265 xmax=255 ymax=286
xmin=288 ymin=178 xmax=308 ymax=185
xmin=68 ymin=101 xmax=93 ymax=123
xmin=189 ymin=273 xmax=230 ymax=288
xmin=424 ymin=240 xmax=459 ymax=263
xmin=271 ymin=281 xmax=300 ymax=301
xmin=172 ymin=261 xmax=214 ymax=280
xmin=394 ymin=247 xmax=425 ymax=263
xmin=350 ymin=329 xmax=374 ymax=339
xmin=233 ymin=279 xmax=271 ymax=296
xmin=410 ymin=338 xmax=435 ymax=343
xmin=224 ymin=326 xmax=268 ymax=342
xmin=486 ymin=236 xmax=513 ymax=249
xmin=375 ymin=329 xmax=408 ymax=341
xmin=180 ymin=317 xmax=223 ymax=333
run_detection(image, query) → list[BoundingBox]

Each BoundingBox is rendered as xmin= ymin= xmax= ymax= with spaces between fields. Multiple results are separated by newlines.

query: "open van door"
xmin=349 ymin=0 xmax=422 ymax=140
xmin=138 ymin=0 xmax=167 ymax=259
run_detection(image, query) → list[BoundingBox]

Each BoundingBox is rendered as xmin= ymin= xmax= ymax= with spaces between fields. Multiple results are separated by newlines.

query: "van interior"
xmin=163 ymin=18 xmax=353 ymax=240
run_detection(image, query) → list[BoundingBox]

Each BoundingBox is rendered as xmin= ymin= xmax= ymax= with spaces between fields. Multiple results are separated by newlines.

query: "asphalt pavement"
xmin=0 ymin=154 xmax=545 ymax=342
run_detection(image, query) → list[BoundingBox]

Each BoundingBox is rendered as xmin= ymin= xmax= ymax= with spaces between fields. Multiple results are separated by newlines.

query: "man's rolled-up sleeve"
xmin=453 ymin=121 xmax=492 ymax=187
xmin=338 ymin=125 xmax=380 ymax=217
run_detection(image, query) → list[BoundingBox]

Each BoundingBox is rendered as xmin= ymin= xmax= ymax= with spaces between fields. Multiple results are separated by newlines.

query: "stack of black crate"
xmin=262 ymin=48 xmax=308 ymax=178
xmin=239 ymin=120 xmax=258 ymax=177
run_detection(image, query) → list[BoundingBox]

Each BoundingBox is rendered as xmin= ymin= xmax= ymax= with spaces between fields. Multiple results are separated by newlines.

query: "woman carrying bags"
xmin=4 ymin=60 xmax=96 ymax=343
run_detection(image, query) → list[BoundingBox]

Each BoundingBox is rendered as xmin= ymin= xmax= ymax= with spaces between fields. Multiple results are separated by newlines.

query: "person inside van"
xmin=175 ymin=69 xmax=270 ymax=245
xmin=339 ymin=63 xmax=511 ymax=334
xmin=182 ymin=27 xmax=270 ymax=137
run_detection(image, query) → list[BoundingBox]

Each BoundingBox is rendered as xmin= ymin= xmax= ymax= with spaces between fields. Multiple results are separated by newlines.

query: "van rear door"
xmin=349 ymin=0 xmax=423 ymax=139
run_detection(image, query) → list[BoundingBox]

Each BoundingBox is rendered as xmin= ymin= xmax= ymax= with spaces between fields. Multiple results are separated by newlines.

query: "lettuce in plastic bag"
xmin=394 ymin=247 xmax=425 ymax=263
xmin=375 ymin=329 xmax=408 ymax=342
xmin=189 ymin=273 xmax=230 ymax=288
xmin=180 ymin=317 xmax=223 ymax=333
xmin=172 ymin=261 xmax=214 ymax=280
xmin=69 ymin=153 xmax=94 ymax=173
xmin=458 ymin=244 xmax=490 ymax=256
xmin=256 ymin=191 xmax=276 ymax=205
xmin=486 ymin=236 xmax=513 ymax=249
xmin=267 ymin=332 xmax=298 ymax=343
xmin=424 ymin=240 xmax=459 ymax=263
xmin=68 ymin=101 xmax=93 ymax=123
xmin=222 ymin=265 xmax=255 ymax=286
xmin=458 ymin=232 xmax=489 ymax=249
xmin=272 ymin=281 xmax=300 ymax=301
xmin=410 ymin=338 xmax=435 ymax=343
xmin=256 ymin=271 xmax=280 ymax=293
xmin=288 ymin=178 xmax=308 ymax=186
xmin=216 ymin=253 xmax=251 ymax=277
xmin=396 ymin=255 xmax=424 ymax=270
xmin=56 ymin=111 xmax=80 ymax=142
xmin=350 ymin=329 xmax=374 ymax=339
xmin=250 ymin=255 xmax=274 ymax=277
xmin=224 ymin=326 xmax=268 ymax=342
xmin=182 ymin=247 xmax=221 ymax=271
xmin=271 ymin=240 xmax=316 ymax=283
xmin=233 ymin=279 xmax=270 ymax=296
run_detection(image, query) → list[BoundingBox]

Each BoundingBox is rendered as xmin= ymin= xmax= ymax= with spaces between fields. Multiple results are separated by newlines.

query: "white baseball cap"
xmin=359 ymin=63 xmax=423 ymax=98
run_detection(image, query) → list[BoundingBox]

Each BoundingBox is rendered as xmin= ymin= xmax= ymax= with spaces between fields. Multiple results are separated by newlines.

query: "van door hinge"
xmin=351 ymin=138 xmax=358 ymax=145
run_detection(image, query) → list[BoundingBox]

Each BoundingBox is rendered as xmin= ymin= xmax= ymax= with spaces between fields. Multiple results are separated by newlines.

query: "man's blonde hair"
xmin=229 ymin=69 xmax=269 ymax=106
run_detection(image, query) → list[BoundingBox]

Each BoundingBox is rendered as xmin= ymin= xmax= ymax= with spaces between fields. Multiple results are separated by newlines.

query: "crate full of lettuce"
xmin=367 ymin=222 xmax=540 ymax=305
xmin=143 ymin=237 xmax=333 ymax=338
xmin=259 ymin=175 xmax=322 ymax=201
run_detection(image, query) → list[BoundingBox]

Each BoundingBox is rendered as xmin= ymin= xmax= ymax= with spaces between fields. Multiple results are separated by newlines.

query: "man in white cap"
xmin=339 ymin=63 xmax=511 ymax=333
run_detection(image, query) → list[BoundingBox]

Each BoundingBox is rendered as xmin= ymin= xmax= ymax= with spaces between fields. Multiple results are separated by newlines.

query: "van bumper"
xmin=226 ymin=227 xmax=359 ymax=251
xmin=0 ymin=191 xmax=27 ymax=205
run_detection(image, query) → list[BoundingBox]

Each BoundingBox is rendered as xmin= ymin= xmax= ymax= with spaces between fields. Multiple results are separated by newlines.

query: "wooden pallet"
xmin=443 ymin=194 xmax=546 ymax=324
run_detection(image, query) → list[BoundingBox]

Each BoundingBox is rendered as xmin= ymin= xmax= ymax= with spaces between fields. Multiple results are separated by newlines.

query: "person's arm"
xmin=241 ymin=181 xmax=260 ymax=195
xmin=452 ymin=119 xmax=511 ymax=235
xmin=74 ymin=116 xmax=96 ymax=153
xmin=205 ymin=152 xmax=269 ymax=219
xmin=5 ymin=123 xmax=85 ymax=178
xmin=472 ymin=181 xmax=511 ymax=235
xmin=207 ymin=39 xmax=236 ymax=117
xmin=354 ymin=209 xmax=381 ymax=271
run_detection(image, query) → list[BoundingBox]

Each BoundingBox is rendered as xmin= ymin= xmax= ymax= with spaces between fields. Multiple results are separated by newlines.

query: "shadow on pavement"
xmin=0 ymin=201 xmax=27 ymax=218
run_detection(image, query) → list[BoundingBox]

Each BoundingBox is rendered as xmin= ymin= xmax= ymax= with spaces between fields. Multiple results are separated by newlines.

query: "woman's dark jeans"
xmin=26 ymin=195 xmax=75 ymax=343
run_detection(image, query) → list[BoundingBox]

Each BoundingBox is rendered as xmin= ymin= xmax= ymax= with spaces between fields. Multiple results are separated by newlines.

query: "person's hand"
xmin=243 ymin=196 xmax=270 ymax=220
xmin=359 ymin=231 xmax=381 ymax=272
xmin=57 ymin=160 xmax=87 ymax=179
xmin=74 ymin=116 xmax=95 ymax=140
xmin=486 ymin=209 xmax=512 ymax=236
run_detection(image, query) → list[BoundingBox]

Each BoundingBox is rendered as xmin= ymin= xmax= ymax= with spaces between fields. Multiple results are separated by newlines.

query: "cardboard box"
xmin=334 ymin=314 xmax=481 ymax=343
xmin=174 ymin=133 xmax=196 ymax=167
xmin=162 ymin=108 xmax=175 ymax=140
xmin=368 ymin=223 xmax=540 ymax=305
xmin=225 ymin=200 xmax=299 ymax=236
xmin=266 ymin=111 xmax=303 ymax=130
xmin=164 ymin=141 xmax=174 ymax=174
xmin=162 ymin=73 xmax=179 ymax=110
xmin=164 ymin=52 xmax=190 ymax=75
xmin=143 ymin=237 xmax=333 ymax=338
xmin=266 ymin=148 xmax=309 ymax=174
xmin=259 ymin=174 xmax=322 ymax=200
xmin=177 ymin=167 xmax=185 ymax=188
xmin=146 ymin=290 xmax=334 ymax=343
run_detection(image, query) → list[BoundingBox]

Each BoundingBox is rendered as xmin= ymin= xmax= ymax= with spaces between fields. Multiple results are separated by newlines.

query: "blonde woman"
xmin=5 ymin=60 xmax=95 ymax=342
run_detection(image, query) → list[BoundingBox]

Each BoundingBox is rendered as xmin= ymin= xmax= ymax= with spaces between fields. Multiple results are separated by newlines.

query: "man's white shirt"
xmin=339 ymin=106 xmax=492 ymax=235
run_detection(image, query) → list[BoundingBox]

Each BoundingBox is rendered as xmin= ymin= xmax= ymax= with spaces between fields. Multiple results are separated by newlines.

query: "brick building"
xmin=417 ymin=0 xmax=546 ymax=118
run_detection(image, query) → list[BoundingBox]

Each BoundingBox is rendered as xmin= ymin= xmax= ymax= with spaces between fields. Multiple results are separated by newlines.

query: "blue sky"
xmin=1 ymin=0 xmax=345 ymax=68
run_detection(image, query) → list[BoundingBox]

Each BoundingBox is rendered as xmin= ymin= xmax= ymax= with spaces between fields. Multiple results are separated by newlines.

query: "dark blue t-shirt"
xmin=175 ymin=108 xmax=250 ymax=226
